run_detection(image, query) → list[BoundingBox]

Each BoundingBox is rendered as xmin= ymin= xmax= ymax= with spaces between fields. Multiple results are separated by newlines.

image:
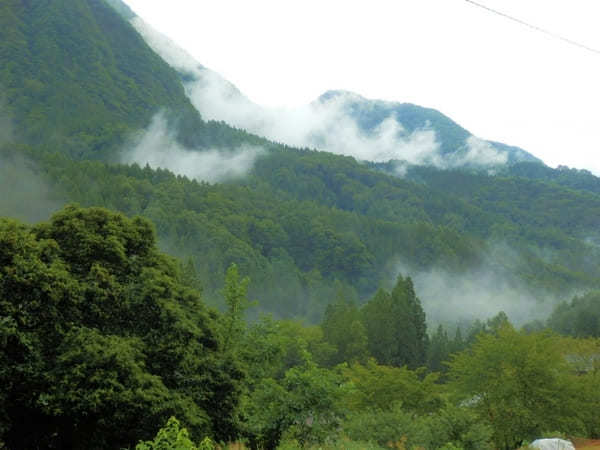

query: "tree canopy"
xmin=0 ymin=205 xmax=242 ymax=449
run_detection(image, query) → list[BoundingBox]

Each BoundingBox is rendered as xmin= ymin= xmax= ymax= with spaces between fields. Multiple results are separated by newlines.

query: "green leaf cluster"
xmin=0 ymin=205 xmax=242 ymax=449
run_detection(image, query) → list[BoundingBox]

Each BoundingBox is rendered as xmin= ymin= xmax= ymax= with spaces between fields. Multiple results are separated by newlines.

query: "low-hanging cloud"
xmin=409 ymin=265 xmax=554 ymax=327
xmin=131 ymin=17 xmax=509 ymax=171
xmin=122 ymin=113 xmax=262 ymax=183
xmin=185 ymin=74 xmax=444 ymax=167
xmin=450 ymin=136 xmax=508 ymax=167
xmin=0 ymin=101 xmax=64 ymax=223
xmin=394 ymin=243 xmax=567 ymax=328
xmin=0 ymin=154 xmax=64 ymax=223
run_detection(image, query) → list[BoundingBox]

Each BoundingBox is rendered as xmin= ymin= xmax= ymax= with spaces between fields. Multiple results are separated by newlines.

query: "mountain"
xmin=0 ymin=0 xmax=264 ymax=160
xmin=125 ymin=11 xmax=539 ymax=170
xmin=1 ymin=0 xmax=600 ymax=326
xmin=314 ymin=89 xmax=539 ymax=165
xmin=2 ymin=2 xmax=600 ymax=448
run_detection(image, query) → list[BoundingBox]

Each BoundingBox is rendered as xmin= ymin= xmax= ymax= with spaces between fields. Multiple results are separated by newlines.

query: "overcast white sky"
xmin=122 ymin=0 xmax=600 ymax=173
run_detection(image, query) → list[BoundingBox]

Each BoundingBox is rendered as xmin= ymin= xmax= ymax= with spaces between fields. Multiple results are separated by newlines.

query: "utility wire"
xmin=464 ymin=0 xmax=600 ymax=55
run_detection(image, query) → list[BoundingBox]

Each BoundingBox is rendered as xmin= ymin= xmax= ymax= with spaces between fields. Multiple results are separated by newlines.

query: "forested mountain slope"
xmin=0 ymin=0 xmax=264 ymax=160
xmin=313 ymin=89 xmax=539 ymax=165
xmin=1 ymin=0 xmax=600 ymax=324
xmin=2 ymin=2 xmax=600 ymax=448
xmin=7 ymin=141 xmax=600 ymax=323
xmin=507 ymin=161 xmax=600 ymax=195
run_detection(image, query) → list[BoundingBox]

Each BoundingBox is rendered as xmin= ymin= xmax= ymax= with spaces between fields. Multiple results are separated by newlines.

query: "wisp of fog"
xmin=394 ymin=242 xmax=568 ymax=327
xmin=0 ymin=154 xmax=65 ymax=223
xmin=131 ymin=17 xmax=509 ymax=171
xmin=121 ymin=112 xmax=263 ymax=183
xmin=0 ymin=102 xmax=65 ymax=222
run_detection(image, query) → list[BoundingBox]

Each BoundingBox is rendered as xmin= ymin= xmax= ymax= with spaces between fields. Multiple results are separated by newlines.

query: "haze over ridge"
xmin=129 ymin=13 xmax=540 ymax=173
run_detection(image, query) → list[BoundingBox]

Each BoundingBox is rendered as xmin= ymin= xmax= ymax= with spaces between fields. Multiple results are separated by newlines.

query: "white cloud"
xmin=184 ymin=76 xmax=445 ymax=166
xmin=395 ymin=242 xmax=566 ymax=327
xmin=450 ymin=136 xmax=508 ymax=167
xmin=131 ymin=17 xmax=514 ymax=170
xmin=124 ymin=1 xmax=600 ymax=175
xmin=122 ymin=113 xmax=262 ymax=183
xmin=410 ymin=265 xmax=553 ymax=327
xmin=0 ymin=154 xmax=64 ymax=223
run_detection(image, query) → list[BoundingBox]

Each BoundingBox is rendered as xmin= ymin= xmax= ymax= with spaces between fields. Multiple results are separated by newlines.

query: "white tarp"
xmin=530 ymin=438 xmax=575 ymax=450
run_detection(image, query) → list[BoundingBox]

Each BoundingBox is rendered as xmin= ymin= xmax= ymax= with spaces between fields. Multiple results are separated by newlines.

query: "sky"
xmin=122 ymin=0 xmax=600 ymax=173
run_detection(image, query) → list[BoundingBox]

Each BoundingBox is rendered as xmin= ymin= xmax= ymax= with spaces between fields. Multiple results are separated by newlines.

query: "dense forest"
xmin=2 ymin=205 xmax=599 ymax=449
xmin=1 ymin=0 xmax=600 ymax=448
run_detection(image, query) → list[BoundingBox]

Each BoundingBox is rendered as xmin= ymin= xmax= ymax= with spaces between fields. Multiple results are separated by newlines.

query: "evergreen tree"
xmin=320 ymin=289 xmax=369 ymax=366
xmin=361 ymin=275 xmax=428 ymax=368
xmin=427 ymin=324 xmax=451 ymax=373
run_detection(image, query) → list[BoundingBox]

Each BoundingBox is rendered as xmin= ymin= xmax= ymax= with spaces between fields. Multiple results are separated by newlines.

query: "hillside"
xmin=0 ymin=0 xmax=264 ymax=160
xmin=1 ymin=1 xmax=600 ymax=448
xmin=314 ymin=89 xmax=539 ymax=165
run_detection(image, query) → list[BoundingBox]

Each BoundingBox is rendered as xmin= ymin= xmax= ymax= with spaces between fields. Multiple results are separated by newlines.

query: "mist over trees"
xmin=1 ymin=0 xmax=600 ymax=448
xmin=1 ymin=205 xmax=599 ymax=449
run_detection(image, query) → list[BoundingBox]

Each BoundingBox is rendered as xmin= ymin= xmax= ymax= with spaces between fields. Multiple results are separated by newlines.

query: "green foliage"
xmin=508 ymin=162 xmax=600 ymax=196
xmin=42 ymin=327 xmax=190 ymax=448
xmin=320 ymin=290 xmax=368 ymax=366
xmin=557 ymin=337 xmax=600 ymax=438
xmin=334 ymin=408 xmax=393 ymax=449
xmin=341 ymin=402 xmax=492 ymax=450
xmin=240 ymin=316 xmax=335 ymax=383
xmin=403 ymin=166 xmax=600 ymax=293
xmin=222 ymin=263 xmax=252 ymax=354
xmin=0 ymin=205 xmax=242 ymax=448
xmin=340 ymin=360 xmax=442 ymax=414
xmin=243 ymin=363 xmax=342 ymax=449
xmin=136 ymin=416 xmax=215 ymax=450
xmin=3 ymin=206 xmax=599 ymax=449
xmin=0 ymin=0 xmax=265 ymax=160
xmin=427 ymin=325 xmax=452 ymax=373
xmin=448 ymin=325 xmax=586 ymax=449
xmin=427 ymin=404 xmax=493 ymax=450
xmin=6 ymin=139 xmax=600 ymax=323
xmin=277 ymin=437 xmax=386 ymax=450
xmin=548 ymin=291 xmax=600 ymax=337
xmin=361 ymin=275 xmax=428 ymax=368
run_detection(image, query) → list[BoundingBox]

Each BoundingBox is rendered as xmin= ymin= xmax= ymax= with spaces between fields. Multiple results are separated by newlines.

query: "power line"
xmin=464 ymin=0 xmax=600 ymax=55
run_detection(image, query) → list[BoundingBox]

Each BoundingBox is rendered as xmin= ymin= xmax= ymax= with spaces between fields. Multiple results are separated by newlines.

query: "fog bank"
xmin=131 ymin=17 xmax=510 ymax=171
xmin=395 ymin=244 xmax=567 ymax=327
xmin=122 ymin=113 xmax=262 ymax=183
xmin=0 ymin=154 xmax=64 ymax=223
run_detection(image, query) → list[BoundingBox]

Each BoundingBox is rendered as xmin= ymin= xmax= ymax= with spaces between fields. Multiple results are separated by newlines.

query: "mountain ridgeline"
xmin=131 ymin=13 xmax=540 ymax=171
xmin=0 ymin=0 xmax=264 ymax=160
xmin=314 ymin=89 xmax=539 ymax=165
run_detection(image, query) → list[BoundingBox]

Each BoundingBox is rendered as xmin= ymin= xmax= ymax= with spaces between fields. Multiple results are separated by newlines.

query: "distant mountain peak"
xmin=317 ymin=90 xmax=366 ymax=103
xmin=126 ymin=10 xmax=542 ymax=170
